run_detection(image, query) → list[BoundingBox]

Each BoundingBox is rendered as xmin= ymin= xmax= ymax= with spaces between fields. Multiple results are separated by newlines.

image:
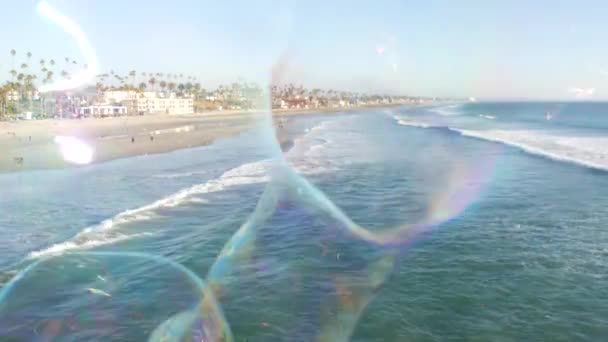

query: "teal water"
xmin=1 ymin=104 xmax=608 ymax=341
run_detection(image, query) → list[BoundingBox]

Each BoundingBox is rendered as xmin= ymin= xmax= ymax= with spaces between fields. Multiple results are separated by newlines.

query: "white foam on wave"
xmin=392 ymin=113 xmax=608 ymax=172
xmin=479 ymin=114 xmax=496 ymax=120
xmin=151 ymin=125 xmax=195 ymax=135
xmin=288 ymin=115 xmax=388 ymax=173
xmin=152 ymin=171 xmax=209 ymax=179
xmin=28 ymin=232 xmax=155 ymax=259
xmin=304 ymin=138 xmax=331 ymax=159
xmin=28 ymin=115 xmax=363 ymax=259
xmin=454 ymin=128 xmax=608 ymax=171
xmin=429 ymin=104 xmax=463 ymax=116
xmin=396 ymin=118 xmax=431 ymax=128
xmin=286 ymin=119 xmax=342 ymax=175
xmin=293 ymin=141 xmax=338 ymax=175
xmin=27 ymin=160 xmax=272 ymax=259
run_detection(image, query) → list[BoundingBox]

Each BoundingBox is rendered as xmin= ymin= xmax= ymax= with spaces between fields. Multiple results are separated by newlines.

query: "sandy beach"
xmin=0 ymin=113 xmax=257 ymax=172
xmin=0 ymin=104 xmax=406 ymax=173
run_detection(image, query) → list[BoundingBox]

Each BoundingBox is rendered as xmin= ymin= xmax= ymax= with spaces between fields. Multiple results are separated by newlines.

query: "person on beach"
xmin=131 ymin=136 xmax=135 ymax=143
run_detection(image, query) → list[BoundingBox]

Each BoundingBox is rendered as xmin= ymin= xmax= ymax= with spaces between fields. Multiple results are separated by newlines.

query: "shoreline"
xmin=186 ymin=101 xmax=410 ymax=118
xmin=0 ymin=104 xmax=411 ymax=173
xmin=0 ymin=115 xmax=253 ymax=173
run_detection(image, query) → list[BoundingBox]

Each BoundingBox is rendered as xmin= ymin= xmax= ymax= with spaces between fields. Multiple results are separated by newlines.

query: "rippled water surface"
xmin=1 ymin=105 xmax=608 ymax=341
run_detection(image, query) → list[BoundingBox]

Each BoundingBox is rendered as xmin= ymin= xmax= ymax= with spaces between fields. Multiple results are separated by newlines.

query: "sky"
xmin=1 ymin=0 xmax=608 ymax=100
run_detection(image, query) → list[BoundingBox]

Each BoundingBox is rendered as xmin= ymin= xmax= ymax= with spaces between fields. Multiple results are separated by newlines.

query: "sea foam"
xmin=393 ymin=114 xmax=608 ymax=171
xmin=454 ymin=128 xmax=608 ymax=171
xmin=429 ymin=104 xmax=463 ymax=116
xmin=27 ymin=160 xmax=272 ymax=258
xmin=28 ymin=118 xmax=350 ymax=258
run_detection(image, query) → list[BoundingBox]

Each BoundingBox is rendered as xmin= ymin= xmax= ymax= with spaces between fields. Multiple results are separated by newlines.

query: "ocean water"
xmin=1 ymin=103 xmax=608 ymax=341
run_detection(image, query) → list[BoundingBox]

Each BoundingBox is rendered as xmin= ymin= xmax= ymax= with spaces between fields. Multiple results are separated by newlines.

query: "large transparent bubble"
xmin=0 ymin=1 xmax=497 ymax=341
xmin=0 ymin=252 xmax=231 ymax=341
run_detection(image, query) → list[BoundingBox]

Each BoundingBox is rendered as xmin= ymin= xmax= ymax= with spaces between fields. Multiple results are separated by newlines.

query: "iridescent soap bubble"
xmin=262 ymin=53 xmax=496 ymax=249
xmin=0 ymin=252 xmax=232 ymax=341
xmin=3 ymin=2 xmax=500 ymax=341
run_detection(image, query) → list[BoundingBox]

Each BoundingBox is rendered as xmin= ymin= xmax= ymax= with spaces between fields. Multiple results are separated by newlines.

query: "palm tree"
xmin=20 ymin=64 xmax=29 ymax=95
xmin=9 ymin=49 xmax=16 ymax=81
xmin=177 ymin=83 xmax=185 ymax=94
xmin=9 ymin=69 xmax=17 ymax=80
xmin=25 ymin=75 xmax=36 ymax=106
xmin=39 ymin=60 xmax=46 ymax=83
xmin=129 ymin=70 xmax=136 ymax=84
xmin=148 ymin=77 xmax=157 ymax=90
xmin=49 ymin=59 xmax=55 ymax=68
xmin=159 ymin=80 xmax=167 ymax=93
xmin=138 ymin=82 xmax=147 ymax=92
xmin=0 ymin=86 xmax=7 ymax=118
xmin=1 ymin=85 xmax=7 ymax=116
xmin=16 ymin=73 xmax=25 ymax=102
xmin=168 ymin=82 xmax=176 ymax=93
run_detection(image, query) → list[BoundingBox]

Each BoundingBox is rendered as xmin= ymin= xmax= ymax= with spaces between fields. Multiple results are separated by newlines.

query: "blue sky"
xmin=1 ymin=0 xmax=608 ymax=99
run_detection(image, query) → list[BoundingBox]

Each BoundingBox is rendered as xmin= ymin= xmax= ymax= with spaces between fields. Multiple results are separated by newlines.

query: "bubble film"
xmin=0 ymin=2 xmax=496 ymax=341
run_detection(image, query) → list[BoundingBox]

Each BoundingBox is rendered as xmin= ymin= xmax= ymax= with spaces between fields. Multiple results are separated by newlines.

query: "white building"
xmin=102 ymin=90 xmax=137 ymax=103
xmin=7 ymin=90 xmax=19 ymax=101
xmin=79 ymin=105 xmax=127 ymax=117
xmin=101 ymin=90 xmax=194 ymax=115
xmin=102 ymin=90 xmax=158 ymax=104
xmin=122 ymin=96 xmax=193 ymax=115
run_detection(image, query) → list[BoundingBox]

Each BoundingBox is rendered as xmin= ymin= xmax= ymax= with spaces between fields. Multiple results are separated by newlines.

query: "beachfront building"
xmin=79 ymin=105 xmax=128 ymax=117
xmin=99 ymin=90 xmax=194 ymax=115
xmin=102 ymin=90 xmax=158 ymax=103
xmin=122 ymin=95 xmax=194 ymax=115
xmin=7 ymin=90 xmax=19 ymax=102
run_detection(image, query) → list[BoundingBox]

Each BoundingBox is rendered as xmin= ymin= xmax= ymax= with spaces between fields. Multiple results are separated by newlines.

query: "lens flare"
xmin=54 ymin=135 xmax=94 ymax=165
xmin=36 ymin=1 xmax=98 ymax=92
